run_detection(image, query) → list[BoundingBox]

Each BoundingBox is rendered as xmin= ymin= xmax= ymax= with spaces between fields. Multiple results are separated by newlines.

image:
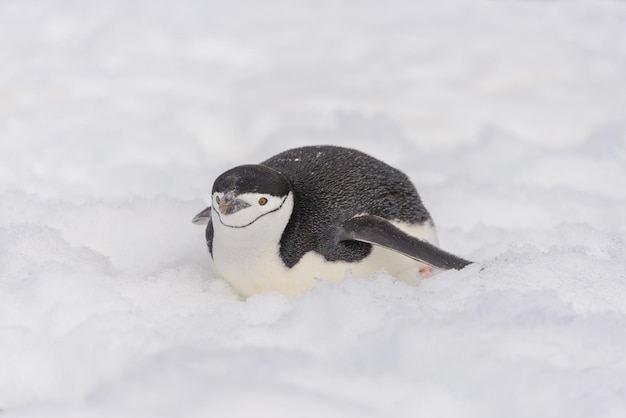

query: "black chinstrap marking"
xmin=214 ymin=195 xmax=289 ymax=229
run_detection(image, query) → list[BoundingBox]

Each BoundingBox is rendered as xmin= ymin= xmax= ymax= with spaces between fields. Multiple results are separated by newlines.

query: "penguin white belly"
xmin=211 ymin=220 xmax=438 ymax=298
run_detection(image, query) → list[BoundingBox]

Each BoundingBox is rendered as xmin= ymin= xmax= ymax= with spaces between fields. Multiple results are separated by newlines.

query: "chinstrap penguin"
xmin=193 ymin=145 xmax=471 ymax=297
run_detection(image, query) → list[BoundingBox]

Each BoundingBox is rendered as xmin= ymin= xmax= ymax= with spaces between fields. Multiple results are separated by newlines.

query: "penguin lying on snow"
xmin=193 ymin=145 xmax=471 ymax=297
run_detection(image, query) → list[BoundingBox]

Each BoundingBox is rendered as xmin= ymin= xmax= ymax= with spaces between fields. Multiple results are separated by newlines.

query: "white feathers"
xmin=212 ymin=191 xmax=289 ymax=228
xmin=210 ymin=192 xmax=295 ymax=295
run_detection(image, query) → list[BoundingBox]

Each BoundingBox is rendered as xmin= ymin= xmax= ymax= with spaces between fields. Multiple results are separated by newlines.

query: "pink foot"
xmin=418 ymin=266 xmax=432 ymax=278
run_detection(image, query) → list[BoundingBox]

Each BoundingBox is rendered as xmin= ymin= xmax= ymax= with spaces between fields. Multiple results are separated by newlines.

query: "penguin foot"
xmin=418 ymin=266 xmax=432 ymax=278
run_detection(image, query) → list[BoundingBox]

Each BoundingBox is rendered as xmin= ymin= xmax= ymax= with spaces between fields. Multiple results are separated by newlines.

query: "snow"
xmin=1 ymin=0 xmax=626 ymax=416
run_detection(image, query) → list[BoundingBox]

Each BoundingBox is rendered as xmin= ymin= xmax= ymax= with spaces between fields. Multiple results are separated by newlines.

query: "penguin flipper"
xmin=340 ymin=215 xmax=472 ymax=270
xmin=192 ymin=207 xmax=212 ymax=225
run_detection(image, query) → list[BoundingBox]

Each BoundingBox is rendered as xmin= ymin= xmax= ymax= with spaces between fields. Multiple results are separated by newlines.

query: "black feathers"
xmin=260 ymin=146 xmax=432 ymax=268
xmin=212 ymin=164 xmax=291 ymax=198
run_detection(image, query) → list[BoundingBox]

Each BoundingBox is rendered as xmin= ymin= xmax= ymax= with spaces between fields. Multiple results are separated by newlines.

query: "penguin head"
xmin=192 ymin=165 xmax=293 ymax=229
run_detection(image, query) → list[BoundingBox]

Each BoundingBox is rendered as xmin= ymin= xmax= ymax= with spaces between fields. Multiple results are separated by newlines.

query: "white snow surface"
xmin=2 ymin=0 xmax=626 ymax=417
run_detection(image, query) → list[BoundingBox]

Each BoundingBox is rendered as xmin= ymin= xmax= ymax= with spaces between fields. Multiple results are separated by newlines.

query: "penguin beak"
xmin=192 ymin=192 xmax=252 ymax=225
xmin=192 ymin=207 xmax=212 ymax=225
xmin=218 ymin=192 xmax=251 ymax=215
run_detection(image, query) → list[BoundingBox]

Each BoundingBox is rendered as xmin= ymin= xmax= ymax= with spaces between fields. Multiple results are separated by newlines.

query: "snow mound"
xmin=2 ymin=0 xmax=626 ymax=417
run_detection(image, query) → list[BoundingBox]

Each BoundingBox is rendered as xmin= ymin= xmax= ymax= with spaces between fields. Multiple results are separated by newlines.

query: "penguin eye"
xmin=258 ymin=197 xmax=268 ymax=206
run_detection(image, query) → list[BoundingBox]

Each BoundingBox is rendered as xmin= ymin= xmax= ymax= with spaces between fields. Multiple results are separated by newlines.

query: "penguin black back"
xmin=260 ymin=145 xmax=432 ymax=267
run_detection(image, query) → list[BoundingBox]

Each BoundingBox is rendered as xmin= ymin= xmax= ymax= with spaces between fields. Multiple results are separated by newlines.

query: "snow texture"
xmin=2 ymin=0 xmax=626 ymax=417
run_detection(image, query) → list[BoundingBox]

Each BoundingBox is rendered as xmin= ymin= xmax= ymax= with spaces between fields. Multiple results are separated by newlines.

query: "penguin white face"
xmin=192 ymin=164 xmax=294 ymax=231
xmin=211 ymin=190 xmax=289 ymax=228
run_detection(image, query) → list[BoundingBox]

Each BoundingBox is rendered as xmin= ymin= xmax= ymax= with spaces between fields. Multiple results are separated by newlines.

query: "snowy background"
xmin=2 ymin=0 xmax=626 ymax=416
